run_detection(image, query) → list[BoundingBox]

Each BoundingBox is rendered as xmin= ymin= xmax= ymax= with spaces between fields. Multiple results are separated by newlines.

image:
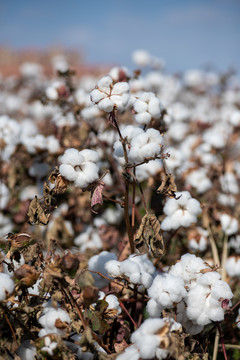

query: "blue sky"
xmin=0 ymin=0 xmax=239 ymax=72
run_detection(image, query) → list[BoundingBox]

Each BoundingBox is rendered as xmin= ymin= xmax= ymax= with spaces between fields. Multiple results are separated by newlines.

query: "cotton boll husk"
xmin=59 ymin=164 xmax=78 ymax=182
xmin=60 ymin=148 xmax=84 ymax=166
xmin=98 ymin=97 xmax=114 ymax=112
xmin=0 ymin=273 xmax=15 ymax=301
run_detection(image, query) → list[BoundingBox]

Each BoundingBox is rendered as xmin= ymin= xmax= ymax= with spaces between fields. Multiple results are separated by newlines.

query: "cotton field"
xmin=0 ymin=50 xmax=240 ymax=359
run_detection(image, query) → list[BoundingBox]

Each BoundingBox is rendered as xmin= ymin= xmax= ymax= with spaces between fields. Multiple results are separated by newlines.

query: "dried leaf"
xmin=135 ymin=214 xmax=164 ymax=257
xmin=90 ymin=181 xmax=105 ymax=214
xmin=157 ymin=173 xmax=178 ymax=198
xmin=27 ymin=196 xmax=50 ymax=225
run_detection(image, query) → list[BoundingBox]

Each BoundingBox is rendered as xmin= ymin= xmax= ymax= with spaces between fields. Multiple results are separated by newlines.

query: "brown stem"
xmin=120 ymin=302 xmax=138 ymax=329
xmin=217 ymin=323 xmax=228 ymax=360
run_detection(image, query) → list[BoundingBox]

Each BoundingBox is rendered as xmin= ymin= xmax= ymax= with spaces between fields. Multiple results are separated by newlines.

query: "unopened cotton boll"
xmin=220 ymin=214 xmax=239 ymax=236
xmin=0 ymin=273 xmax=15 ymax=301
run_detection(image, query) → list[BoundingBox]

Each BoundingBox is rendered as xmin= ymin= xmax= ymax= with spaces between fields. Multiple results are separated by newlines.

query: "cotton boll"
xmin=229 ymin=236 xmax=240 ymax=254
xmin=88 ymin=251 xmax=117 ymax=288
xmin=105 ymin=260 xmax=121 ymax=277
xmin=0 ymin=182 xmax=10 ymax=209
xmin=60 ymin=148 xmax=84 ymax=166
xmin=146 ymin=298 xmax=163 ymax=317
xmin=132 ymin=50 xmax=152 ymax=67
xmin=38 ymin=306 xmax=71 ymax=337
xmin=17 ymin=340 xmax=37 ymax=360
xmin=135 ymin=159 xmax=162 ymax=182
xmin=116 ymin=345 xmax=140 ymax=360
xmin=74 ymin=226 xmax=102 ymax=252
xmin=105 ymin=294 xmax=121 ymax=314
xmin=185 ymin=169 xmax=212 ymax=194
xmin=0 ymin=214 xmax=13 ymax=237
xmin=220 ymin=172 xmax=239 ymax=194
xmin=226 ymin=256 xmax=240 ymax=277
xmin=220 ymin=214 xmax=239 ymax=235
xmin=167 ymin=122 xmax=188 ymax=142
xmin=0 ymin=273 xmax=15 ymax=301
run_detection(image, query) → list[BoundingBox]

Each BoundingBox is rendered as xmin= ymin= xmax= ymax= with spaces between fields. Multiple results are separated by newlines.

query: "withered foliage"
xmin=157 ymin=173 xmax=178 ymax=199
xmin=135 ymin=213 xmax=165 ymax=257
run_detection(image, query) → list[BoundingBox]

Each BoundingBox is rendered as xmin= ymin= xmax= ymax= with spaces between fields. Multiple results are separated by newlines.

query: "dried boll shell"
xmin=61 ymin=251 xmax=79 ymax=273
xmin=14 ymin=264 xmax=39 ymax=287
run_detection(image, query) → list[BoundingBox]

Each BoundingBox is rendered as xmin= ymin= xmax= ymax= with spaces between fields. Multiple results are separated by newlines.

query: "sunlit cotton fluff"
xmin=128 ymin=128 xmax=163 ymax=164
xmin=132 ymin=49 xmax=152 ymax=67
xmin=133 ymin=92 xmax=163 ymax=125
xmin=185 ymin=169 xmax=212 ymax=194
xmin=147 ymin=273 xmax=187 ymax=317
xmin=225 ymin=256 xmax=240 ymax=277
xmin=129 ymin=317 xmax=181 ymax=359
xmin=220 ymin=172 xmax=239 ymax=194
xmin=38 ymin=305 xmax=71 ymax=337
xmin=169 ymin=253 xmax=209 ymax=286
xmin=90 ymin=75 xmax=130 ymax=112
xmin=88 ymin=251 xmax=117 ymax=288
xmin=186 ymin=271 xmax=233 ymax=326
xmin=98 ymin=292 xmax=121 ymax=315
xmin=59 ymin=148 xmax=100 ymax=189
xmin=187 ymin=227 xmax=208 ymax=252
xmin=219 ymin=214 xmax=239 ymax=236
xmin=0 ymin=273 xmax=15 ymax=301
xmin=135 ymin=159 xmax=162 ymax=182
xmin=161 ymin=191 xmax=202 ymax=231
xmin=105 ymin=254 xmax=155 ymax=289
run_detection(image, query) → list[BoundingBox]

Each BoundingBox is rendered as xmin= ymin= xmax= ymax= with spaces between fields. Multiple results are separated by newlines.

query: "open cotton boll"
xmin=226 ymin=256 xmax=240 ymax=277
xmin=169 ymin=253 xmax=209 ymax=285
xmin=52 ymin=112 xmax=76 ymax=127
xmin=135 ymin=159 xmax=162 ymax=182
xmin=229 ymin=236 xmax=240 ymax=253
xmin=88 ymin=251 xmax=117 ymax=288
xmin=161 ymin=192 xmax=202 ymax=231
xmin=176 ymin=301 xmax=204 ymax=335
xmin=59 ymin=148 xmax=100 ymax=189
xmin=186 ymin=271 xmax=233 ymax=326
xmin=185 ymin=169 xmax=212 ymax=194
xmin=220 ymin=172 xmax=239 ymax=194
xmin=98 ymin=292 xmax=121 ymax=315
xmin=38 ymin=306 xmax=71 ymax=337
xmin=0 ymin=182 xmax=10 ymax=210
xmin=220 ymin=214 xmax=239 ymax=235
xmin=74 ymin=225 xmax=102 ymax=252
xmin=116 ymin=344 xmax=140 ymax=360
xmin=132 ymin=50 xmax=152 ymax=67
xmin=90 ymin=76 xmax=130 ymax=113
xmin=188 ymin=227 xmax=208 ymax=252
xmin=16 ymin=340 xmax=37 ymax=360
xmin=147 ymin=273 xmax=187 ymax=316
xmin=0 ymin=273 xmax=15 ymax=301
xmin=133 ymin=92 xmax=162 ymax=125
xmin=166 ymin=122 xmax=188 ymax=142
xmin=0 ymin=214 xmax=13 ymax=236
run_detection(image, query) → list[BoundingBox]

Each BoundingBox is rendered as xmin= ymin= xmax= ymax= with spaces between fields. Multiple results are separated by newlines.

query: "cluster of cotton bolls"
xmin=113 ymin=125 xmax=163 ymax=165
xmin=161 ymin=191 xmax=202 ymax=231
xmin=117 ymin=317 xmax=181 ymax=360
xmin=105 ymin=253 xmax=156 ymax=289
xmin=146 ymin=254 xmax=233 ymax=334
